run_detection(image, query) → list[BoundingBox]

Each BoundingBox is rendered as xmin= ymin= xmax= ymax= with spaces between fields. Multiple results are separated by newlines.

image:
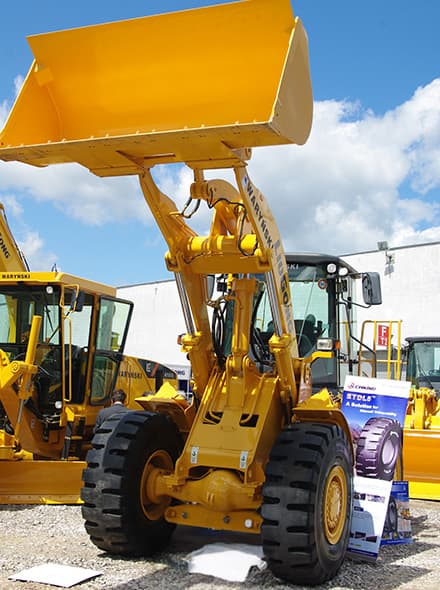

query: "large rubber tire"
xmin=81 ymin=411 xmax=182 ymax=556
xmin=355 ymin=417 xmax=402 ymax=481
xmin=261 ymin=422 xmax=353 ymax=586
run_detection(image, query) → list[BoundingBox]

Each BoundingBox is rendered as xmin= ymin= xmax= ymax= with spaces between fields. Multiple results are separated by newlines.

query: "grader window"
xmin=61 ymin=289 xmax=94 ymax=404
xmin=96 ymin=297 xmax=132 ymax=353
xmin=0 ymin=285 xmax=60 ymax=360
xmin=407 ymin=340 xmax=440 ymax=394
xmin=63 ymin=289 xmax=93 ymax=349
xmin=90 ymin=297 xmax=133 ymax=405
xmin=90 ymin=355 xmax=119 ymax=405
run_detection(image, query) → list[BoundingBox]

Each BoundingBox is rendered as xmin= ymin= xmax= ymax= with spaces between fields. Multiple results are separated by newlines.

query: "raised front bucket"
xmin=0 ymin=0 xmax=312 ymax=175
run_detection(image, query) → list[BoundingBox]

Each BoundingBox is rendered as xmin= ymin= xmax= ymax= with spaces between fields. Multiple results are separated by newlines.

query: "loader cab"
xmin=405 ymin=337 xmax=440 ymax=397
xmin=287 ymin=253 xmax=350 ymax=390
xmin=248 ymin=253 xmax=381 ymax=392
xmin=0 ymin=273 xmax=133 ymax=425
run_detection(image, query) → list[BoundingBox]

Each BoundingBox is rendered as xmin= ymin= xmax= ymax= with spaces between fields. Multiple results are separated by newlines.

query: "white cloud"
xmin=18 ymin=229 xmax=58 ymax=272
xmin=0 ymin=193 xmax=57 ymax=271
xmin=0 ymin=78 xmax=439 ymax=260
xmin=1 ymin=193 xmax=23 ymax=217
xmin=153 ymin=164 xmax=194 ymax=207
xmin=246 ymin=78 xmax=440 ymax=254
xmin=0 ymin=161 xmax=151 ymax=226
xmin=0 ymin=99 xmax=8 ymax=128
xmin=13 ymin=75 xmax=24 ymax=97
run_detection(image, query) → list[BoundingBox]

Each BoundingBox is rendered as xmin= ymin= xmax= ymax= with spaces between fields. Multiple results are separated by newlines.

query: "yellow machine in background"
xmin=0 ymin=270 xmax=178 ymax=503
xmin=0 ymin=0 xmax=384 ymax=585
xmin=401 ymin=337 xmax=440 ymax=500
xmin=0 ymin=203 xmax=178 ymax=504
xmin=357 ymin=325 xmax=440 ymax=500
xmin=0 ymin=203 xmax=30 ymax=272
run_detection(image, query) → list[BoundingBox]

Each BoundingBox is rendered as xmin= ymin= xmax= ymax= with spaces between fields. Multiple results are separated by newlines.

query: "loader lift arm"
xmin=138 ymin=162 xmax=302 ymax=412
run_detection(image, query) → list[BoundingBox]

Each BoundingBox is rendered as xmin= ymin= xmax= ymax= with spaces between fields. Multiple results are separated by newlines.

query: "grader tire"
xmin=355 ymin=417 xmax=402 ymax=481
xmin=261 ymin=422 xmax=353 ymax=586
xmin=81 ymin=411 xmax=182 ymax=556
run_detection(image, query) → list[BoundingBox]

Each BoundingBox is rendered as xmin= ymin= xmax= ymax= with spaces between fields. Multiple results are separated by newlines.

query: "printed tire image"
xmin=81 ymin=411 xmax=182 ymax=555
xmin=261 ymin=422 xmax=353 ymax=586
xmin=355 ymin=417 xmax=402 ymax=481
xmin=383 ymin=496 xmax=398 ymax=534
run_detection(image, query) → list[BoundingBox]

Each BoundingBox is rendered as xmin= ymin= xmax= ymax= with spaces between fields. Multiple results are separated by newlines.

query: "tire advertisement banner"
xmin=341 ymin=376 xmax=411 ymax=561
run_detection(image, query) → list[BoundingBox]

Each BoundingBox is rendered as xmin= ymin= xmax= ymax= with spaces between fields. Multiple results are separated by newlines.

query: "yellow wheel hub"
xmin=139 ymin=450 xmax=173 ymax=520
xmin=323 ymin=465 xmax=347 ymax=544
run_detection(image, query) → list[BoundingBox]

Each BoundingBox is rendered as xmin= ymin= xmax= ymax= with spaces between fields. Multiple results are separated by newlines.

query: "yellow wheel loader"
xmin=0 ymin=0 xmax=383 ymax=584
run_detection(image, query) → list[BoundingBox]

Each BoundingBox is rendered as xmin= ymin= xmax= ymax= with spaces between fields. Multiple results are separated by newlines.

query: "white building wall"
xmin=118 ymin=242 xmax=440 ymax=373
xmin=343 ymin=241 xmax=440 ymax=343
xmin=118 ymin=280 xmax=188 ymax=372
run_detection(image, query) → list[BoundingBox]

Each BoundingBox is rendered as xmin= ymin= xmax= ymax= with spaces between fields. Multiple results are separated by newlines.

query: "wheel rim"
xmin=140 ymin=449 xmax=173 ymax=520
xmin=323 ymin=465 xmax=347 ymax=544
xmin=381 ymin=436 xmax=398 ymax=468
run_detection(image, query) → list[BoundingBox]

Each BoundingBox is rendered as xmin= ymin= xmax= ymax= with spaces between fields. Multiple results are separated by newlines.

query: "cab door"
xmin=89 ymin=297 xmax=133 ymax=406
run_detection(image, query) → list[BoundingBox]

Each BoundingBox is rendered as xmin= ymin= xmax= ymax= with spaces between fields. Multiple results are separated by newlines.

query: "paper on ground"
xmin=9 ymin=563 xmax=102 ymax=587
xmin=186 ymin=542 xmax=266 ymax=582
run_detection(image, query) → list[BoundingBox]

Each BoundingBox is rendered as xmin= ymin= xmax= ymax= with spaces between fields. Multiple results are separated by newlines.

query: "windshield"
xmin=287 ymin=262 xmax=333 ymax=355
xmin=252 ymin=263 xmax=338 ymax=389
xmin=0 ymin=285 xmax=61 ymax=359
xmin=407 ymin=341 xmax=440 ymax=394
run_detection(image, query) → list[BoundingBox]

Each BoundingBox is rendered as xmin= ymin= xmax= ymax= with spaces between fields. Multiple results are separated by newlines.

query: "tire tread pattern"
xmin=81 ymin=410 xmax=181 ymax=556
xmin=355 ymin=417 xmax=401 ymax=480
xmin=261 ymin=422 xmax=353 ymax=586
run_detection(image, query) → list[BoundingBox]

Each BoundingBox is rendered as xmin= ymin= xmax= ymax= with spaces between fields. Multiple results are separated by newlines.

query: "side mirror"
xmin=70 ymin=290 xmax=85 ymax=312
xmin=362 ymin=272 xmax=382 ymax=306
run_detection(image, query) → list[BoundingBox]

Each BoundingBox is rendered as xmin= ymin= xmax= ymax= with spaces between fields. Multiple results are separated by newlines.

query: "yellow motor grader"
xmin=0 ymin=269 xmax=178 ymax=504
xmin=0 ymin=185 xmax=179 ymax=505
xmin=0 ymin=0 xmax=384 ymax=584
xmin=0 ymin=203 xmax=30 ymax=272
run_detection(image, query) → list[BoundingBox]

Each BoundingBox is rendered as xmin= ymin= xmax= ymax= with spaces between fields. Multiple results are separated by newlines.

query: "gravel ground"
xmin=0 ymin=500 xmax=439 ymax=590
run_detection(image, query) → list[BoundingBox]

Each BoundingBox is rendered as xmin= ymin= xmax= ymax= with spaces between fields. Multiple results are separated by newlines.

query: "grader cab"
xmin=0 ymin=271 xmax=131 ymax=498
xmin=1 ymin=0 xmax=362 ymax=585
xmin=402 ymin=337 xmax=440 ymax=500
xmin=0 ymin=170 xmax=180 ymax=504
xmin=0 ymin=270 xmax=178 ymax=503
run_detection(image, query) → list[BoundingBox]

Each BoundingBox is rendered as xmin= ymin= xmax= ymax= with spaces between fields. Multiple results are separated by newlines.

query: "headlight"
xmin=317 ymin=338 xmax=338 ymax=351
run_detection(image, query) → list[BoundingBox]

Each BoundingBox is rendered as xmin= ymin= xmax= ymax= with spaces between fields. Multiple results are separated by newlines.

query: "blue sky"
xmin=0 ymin=0 xmax=439 ymax=287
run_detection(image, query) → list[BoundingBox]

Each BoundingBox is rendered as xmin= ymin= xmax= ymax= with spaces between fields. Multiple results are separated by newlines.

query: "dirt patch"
xmin=1 ymin=500 xmax=439 ymax=589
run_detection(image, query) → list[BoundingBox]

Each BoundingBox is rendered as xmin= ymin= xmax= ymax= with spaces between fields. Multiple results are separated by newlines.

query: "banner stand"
xmin=341 ymin=376 xmax=412 ymax=561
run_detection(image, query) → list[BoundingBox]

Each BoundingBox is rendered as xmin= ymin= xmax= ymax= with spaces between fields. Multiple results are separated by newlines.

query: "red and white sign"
xmin=377 ymin=324 xmax=390 ymax=346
